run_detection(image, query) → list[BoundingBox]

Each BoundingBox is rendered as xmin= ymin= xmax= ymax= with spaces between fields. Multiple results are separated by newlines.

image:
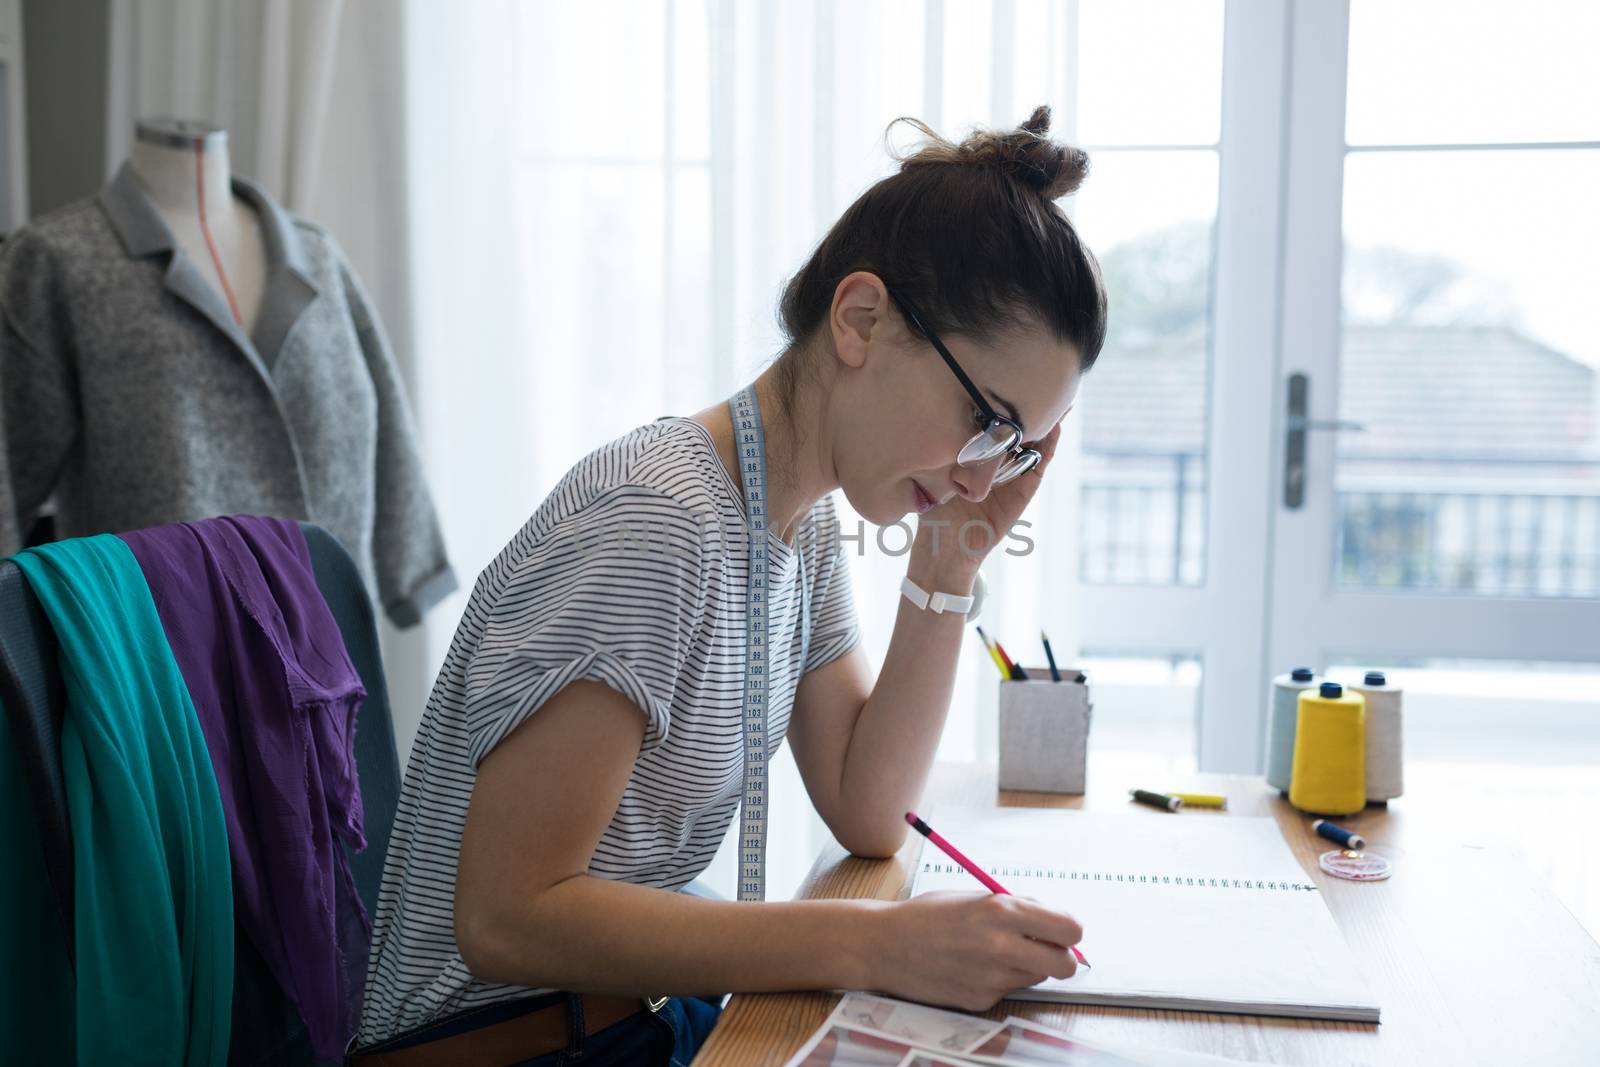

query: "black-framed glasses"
xmin=883 ymin=284 xmax=1041 ymax=485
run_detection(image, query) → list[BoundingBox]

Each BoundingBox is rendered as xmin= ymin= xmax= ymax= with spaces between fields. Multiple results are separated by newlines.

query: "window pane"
xmin=1325 ymin=658 xmax=1600 ymax=940
xmin=1337 ymin=151 xmax=1600 ymax=597
xmin=1072 ymin=151 xmax=1217 ymax=586
xmin=1346 ymin=0 xmax=1600 ymax=145
xmin=1076 ymin=0 xmax=1224 ymax=146
xmin=1080 ymin=652 xmax=1200 ymax=776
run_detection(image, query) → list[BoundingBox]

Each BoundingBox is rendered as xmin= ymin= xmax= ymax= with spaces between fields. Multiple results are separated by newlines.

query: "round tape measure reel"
xmin=1319 ymin=849 xmax=1393 ymax=881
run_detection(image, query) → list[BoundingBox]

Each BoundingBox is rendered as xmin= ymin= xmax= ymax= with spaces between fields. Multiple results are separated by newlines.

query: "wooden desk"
xmin=693 ymin=762 xmax=1600 ymax=1065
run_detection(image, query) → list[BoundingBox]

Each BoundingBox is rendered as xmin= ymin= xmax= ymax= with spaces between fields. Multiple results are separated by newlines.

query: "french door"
xmin=1078 ymin=0 xmax=1600 ymax=773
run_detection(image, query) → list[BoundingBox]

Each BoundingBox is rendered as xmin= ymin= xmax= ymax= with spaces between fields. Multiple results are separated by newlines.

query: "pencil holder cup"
xmin=997 ymin=668 xmax=1091 ymax=794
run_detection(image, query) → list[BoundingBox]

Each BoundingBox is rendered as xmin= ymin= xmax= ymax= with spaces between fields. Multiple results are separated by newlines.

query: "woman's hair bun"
xmin=889 ymin=104 xmax=1089 ymax=200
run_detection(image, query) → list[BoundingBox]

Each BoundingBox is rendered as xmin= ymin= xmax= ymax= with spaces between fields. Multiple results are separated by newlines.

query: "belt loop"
xmin=564 ymin=992 xmax=586 ymax=1055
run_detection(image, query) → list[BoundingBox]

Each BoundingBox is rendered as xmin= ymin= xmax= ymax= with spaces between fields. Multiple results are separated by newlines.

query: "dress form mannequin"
xmin=128 ymin=117 xmax=267 ymax=335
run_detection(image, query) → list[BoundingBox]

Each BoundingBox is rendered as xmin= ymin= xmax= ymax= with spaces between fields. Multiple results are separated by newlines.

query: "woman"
xmin=351 ymin=105 xmax=1108 ymax=1066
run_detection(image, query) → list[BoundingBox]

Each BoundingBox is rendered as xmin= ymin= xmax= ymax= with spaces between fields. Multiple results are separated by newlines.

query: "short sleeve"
xmin=462 ymin=486 xmax=710 ymax=769
xmin=802 ymin=495 xmax=863 ymax=674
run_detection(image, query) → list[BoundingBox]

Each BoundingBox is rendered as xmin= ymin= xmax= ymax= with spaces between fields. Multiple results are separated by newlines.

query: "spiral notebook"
xmin=907 ymin=807 xmax=1380 ymax=1023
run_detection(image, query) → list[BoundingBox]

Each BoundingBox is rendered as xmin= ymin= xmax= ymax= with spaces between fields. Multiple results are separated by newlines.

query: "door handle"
xmin=1285 ymin=415 xmax=1367 ymax=432
xmin=1284 ymin=372 xmax=1365 ymax=509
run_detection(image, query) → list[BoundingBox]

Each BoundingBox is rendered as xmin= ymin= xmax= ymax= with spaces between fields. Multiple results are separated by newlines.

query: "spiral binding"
xmin=919 ymin=861 xmax=1318 ymax=892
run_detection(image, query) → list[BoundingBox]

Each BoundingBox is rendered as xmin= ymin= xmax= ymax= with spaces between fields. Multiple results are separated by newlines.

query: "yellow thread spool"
xmin=1289 ymin=682 xmax=1366 ymax=816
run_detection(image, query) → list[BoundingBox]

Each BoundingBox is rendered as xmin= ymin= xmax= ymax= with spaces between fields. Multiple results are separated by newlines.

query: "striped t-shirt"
xmin=355 ymin=415 xmax=862 ymax=1046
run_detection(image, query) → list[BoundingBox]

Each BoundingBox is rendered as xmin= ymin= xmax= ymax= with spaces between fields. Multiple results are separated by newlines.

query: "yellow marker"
xmin=1169 ymin=792 xmax=1227 ymax=809
xmin=973 ymin=626 xmax=1011 ymax=680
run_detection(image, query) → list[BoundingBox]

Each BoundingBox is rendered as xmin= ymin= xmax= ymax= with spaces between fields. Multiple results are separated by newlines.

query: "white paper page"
xmin=908 ymin=808 xmax=1378 ymax=1021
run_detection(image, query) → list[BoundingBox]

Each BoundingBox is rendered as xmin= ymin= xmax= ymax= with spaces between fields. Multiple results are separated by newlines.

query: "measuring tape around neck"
xmin=728 ymin=385 xmax=812 ymax=902
xmin=732 ymin=385 xmax=772 ymax=902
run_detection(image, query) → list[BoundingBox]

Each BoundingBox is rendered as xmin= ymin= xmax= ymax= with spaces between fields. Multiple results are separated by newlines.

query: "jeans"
xmin=352 ymin=991 xmax=722 ymax=1067
xmin=355 ymin=882 xmax=728 ymax=1066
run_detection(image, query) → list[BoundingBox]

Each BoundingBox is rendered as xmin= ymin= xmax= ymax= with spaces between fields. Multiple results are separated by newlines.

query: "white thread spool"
xmin=1353 ymin=670 xmax=1404 ymax=802
xmin=1266 ymin=667 xmax=1318 ymax=792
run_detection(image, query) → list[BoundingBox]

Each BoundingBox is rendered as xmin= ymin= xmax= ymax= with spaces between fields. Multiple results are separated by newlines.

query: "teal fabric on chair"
xmin=9 ymin=535 xmax=234 ymax=1067
xmin=1 ymin=524 xmax=399 ymax=1066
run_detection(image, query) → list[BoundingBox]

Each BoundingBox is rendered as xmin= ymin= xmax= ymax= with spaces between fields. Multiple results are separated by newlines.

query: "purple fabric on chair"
xmin=120 ymin=515 xmax=370 ymax=1062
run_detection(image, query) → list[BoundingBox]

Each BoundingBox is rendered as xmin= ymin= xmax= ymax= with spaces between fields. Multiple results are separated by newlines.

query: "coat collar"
xmin=99 ymin=161 xmax=320 ymax=377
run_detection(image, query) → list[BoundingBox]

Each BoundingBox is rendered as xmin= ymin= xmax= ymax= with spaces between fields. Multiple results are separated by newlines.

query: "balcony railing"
xmin=1082 ymin=450 xmax=1600 ymax=597
xmin=1080 ymin=450 xmax=1207 ymax=586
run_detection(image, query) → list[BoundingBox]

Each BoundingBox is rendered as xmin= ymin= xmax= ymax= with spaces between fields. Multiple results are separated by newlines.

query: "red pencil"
xmin=905 ymin=811 xmax=1091 ymax=968
xmin=993 ymin=641 xmax=1015 ymax=673
xmin=989 ymin=638 xmax=1027 ymax=681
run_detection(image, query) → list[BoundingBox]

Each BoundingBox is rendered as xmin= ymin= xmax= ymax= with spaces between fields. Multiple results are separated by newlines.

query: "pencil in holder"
xmin=998 ymin=667 xmax=1091 ymax=795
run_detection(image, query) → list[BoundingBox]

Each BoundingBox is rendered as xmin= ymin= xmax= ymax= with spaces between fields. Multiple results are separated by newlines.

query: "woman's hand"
xmin=914 ymin=421 xmax=1064 ymax=576
xmin=863 ymin=890 xmax=1083 ymax=1012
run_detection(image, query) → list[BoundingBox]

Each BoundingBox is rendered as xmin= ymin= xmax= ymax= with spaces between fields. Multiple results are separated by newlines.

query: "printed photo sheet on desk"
xmin=783 ymin=991 xmax=1251 ymax=1066
xmin=907 ymin=808 xmax=1379 ymax=1023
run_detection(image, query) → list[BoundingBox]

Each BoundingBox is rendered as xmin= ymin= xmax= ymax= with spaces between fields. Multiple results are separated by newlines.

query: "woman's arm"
xmin=455 ymin=678 xmax=879 ymax=995
xmin=455 ymin=678 xmax=1083 ymax=1007
xmin=786 ymin=536 xmax=977 ymax=858
xmin=789 ymin=423 xmax=1065 ymax=857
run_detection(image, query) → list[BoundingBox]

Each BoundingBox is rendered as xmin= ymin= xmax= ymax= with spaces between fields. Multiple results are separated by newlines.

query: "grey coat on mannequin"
xmin=0 ymin=118 xmax=455 ymax=625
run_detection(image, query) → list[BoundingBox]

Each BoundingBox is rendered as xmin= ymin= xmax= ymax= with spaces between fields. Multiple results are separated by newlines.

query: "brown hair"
xmin=774 ymin=105 xmax=1108 ymax=416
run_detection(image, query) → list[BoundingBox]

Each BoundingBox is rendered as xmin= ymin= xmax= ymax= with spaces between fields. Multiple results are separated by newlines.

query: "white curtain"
xmin=401 ymin=0 xmax=1085 ymax=899
xmin=105 ymin=0 xmax=345 ymax=211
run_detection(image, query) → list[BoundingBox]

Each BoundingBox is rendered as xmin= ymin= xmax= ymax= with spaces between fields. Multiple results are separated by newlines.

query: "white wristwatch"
xmin=900 ymin=570 xmax=986 ymax=622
